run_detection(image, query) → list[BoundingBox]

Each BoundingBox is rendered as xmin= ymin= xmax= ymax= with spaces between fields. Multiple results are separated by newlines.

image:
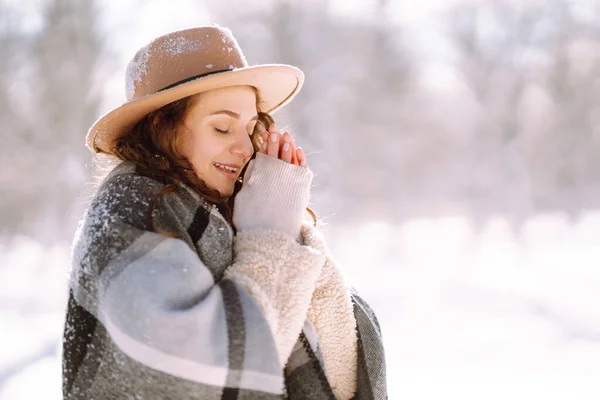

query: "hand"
xmin=233 ymin=153 xmax=313 ymax=238
xmin=234 ymin=125 xmax=311 ymax=238
xmin=257 ymin=124 xmax=308 ymax=168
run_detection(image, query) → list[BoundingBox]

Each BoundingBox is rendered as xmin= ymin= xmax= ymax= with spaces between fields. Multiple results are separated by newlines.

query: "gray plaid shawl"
xmin=62 ymin=162 xmax=387 ymax=399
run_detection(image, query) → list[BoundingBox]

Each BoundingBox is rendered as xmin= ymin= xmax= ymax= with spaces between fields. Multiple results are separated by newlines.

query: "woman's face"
xmin=180 ymin=85 xmax=257 ymax=198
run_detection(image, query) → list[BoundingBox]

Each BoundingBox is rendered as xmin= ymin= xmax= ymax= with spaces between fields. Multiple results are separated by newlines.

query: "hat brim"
xmin=86 ymin=64 xmax=304 ymax=154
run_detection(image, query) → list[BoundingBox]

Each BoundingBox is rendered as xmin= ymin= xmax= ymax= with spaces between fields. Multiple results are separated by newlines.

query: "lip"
xmin=213 ymin=162 xmax=241 ymax=181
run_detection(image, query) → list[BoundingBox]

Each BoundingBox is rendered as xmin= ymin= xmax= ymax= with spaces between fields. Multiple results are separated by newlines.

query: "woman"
xmin=62 ymin=25 xmax=387 ymax=400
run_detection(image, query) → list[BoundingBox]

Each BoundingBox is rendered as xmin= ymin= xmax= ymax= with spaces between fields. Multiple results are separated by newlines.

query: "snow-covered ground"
xmin=1 ymin=211 xmax=600 ymax=399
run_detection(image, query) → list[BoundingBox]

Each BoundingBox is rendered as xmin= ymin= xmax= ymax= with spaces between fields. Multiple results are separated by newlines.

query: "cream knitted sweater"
xmin=226 ymin=153 xmax=358 ymax=399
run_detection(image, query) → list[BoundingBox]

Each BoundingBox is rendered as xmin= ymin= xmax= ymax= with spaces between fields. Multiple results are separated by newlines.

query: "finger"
xmin=290 ymin=139 xmax=299 ymax=166
xmin=267 ymin=124 xmax=280 ymax=157
xmin=280 ymin=131 xmax=293 ymax=157
xmin=290 ymin=142 xmax=299 ymax=165
xmin=267 ymin=131 xmax=280 ymax=158
xmin=296 ymin=147 xmax=308 ymax=168
xmin=280 ymin=131 xmax=298 ymax=165
xmin=281 ymin=141 xmax=293 ymax=164
xmin=259 ymin=131 xmax=268 ymax=153
xmin=282 ymin=132 xmax=299 ymax=165
xmin=281 ymin=130 xmax=293 ymax=143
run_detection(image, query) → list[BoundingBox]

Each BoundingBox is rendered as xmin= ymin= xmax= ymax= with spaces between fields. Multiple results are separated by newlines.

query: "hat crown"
xmin=125 ymin=25 xmax=248 ymax=102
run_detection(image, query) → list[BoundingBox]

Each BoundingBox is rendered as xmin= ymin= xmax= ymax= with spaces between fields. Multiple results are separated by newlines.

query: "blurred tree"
xmin=445 ymin=0 xmax=600 ymax=223
xmin=445 ymin=0 xmax=541 ymax=227
xmin=532 ymin=0 xmax=600 ymax=216
xmin=336 ymin=0 xmax=414 ymax=221
xmin=0 ymin=3 xmax=37 ymax=240
xmin=0 ymin=0 xmax=105 ymax=243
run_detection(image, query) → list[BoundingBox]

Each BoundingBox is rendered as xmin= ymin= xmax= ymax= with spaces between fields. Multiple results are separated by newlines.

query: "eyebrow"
xmin=210 ymin=110 xmax=258 ymax=122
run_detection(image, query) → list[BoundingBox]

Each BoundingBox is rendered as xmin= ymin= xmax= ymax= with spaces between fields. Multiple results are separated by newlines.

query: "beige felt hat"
xmin=86 ymin=25 xmax=304 ymax=155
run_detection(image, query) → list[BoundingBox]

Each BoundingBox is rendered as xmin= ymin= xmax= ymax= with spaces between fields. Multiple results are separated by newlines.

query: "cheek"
xmin=184 ymin=133 xmax=224 ymax=170
xmin=187 ymin=144 xmax=209 ymax=168
xmin=201 ymin=135 xmax=229 ymax=158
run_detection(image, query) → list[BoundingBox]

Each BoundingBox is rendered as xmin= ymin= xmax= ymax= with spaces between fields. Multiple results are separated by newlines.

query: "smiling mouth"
xmin=213 ymin=162 xmax=240 ymax=180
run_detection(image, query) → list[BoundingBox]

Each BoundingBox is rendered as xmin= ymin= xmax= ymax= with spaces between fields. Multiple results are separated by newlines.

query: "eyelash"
xmin=215 ymin=127 xmax=255 ymax=136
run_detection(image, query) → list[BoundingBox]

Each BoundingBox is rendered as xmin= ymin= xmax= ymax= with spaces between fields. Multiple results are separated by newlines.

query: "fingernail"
xmin=283 ymin=143 xmax=290 ymax=151
xmin=301 ymin=159 xmax=307 ymax=167
xmin=270 ymin=133 xmax=278 ymax=143
xmin=261 ymin=142 xmax=267 ymax=151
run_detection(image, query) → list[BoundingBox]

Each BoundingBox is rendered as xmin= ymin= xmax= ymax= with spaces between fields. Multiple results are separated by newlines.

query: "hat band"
xmin=159 ymin=68 xmax=234 ymax=92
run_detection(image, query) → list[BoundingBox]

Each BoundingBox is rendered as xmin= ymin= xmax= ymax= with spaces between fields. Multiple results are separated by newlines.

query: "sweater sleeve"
xmin=67 ymin=171 xmax=323 ymax=398
xmin=232 ymin=152 xmax=313 ymax=240
xmin=227 ymin=152 xmax=326 ymax=365
xmin=225 ymin=228 xmax=324 ymax=366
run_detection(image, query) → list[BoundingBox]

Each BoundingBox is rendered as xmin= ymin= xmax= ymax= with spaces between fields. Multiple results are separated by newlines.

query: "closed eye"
xmin=215 ymin=128 xmax=229 ymax=134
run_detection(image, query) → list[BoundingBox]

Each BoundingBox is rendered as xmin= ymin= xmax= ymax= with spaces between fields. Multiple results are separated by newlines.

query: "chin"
xmin=217 ymin=186 xmax=235 ymax=199
xmin=205 ymin=176 xmax=234 ymax=198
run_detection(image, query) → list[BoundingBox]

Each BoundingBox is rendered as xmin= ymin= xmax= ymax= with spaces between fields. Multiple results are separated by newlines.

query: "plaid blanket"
xmin=62 ymin=161 xmax=387 ymax=399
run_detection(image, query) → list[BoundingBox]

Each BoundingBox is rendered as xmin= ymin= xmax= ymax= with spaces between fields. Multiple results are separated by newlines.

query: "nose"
xmin=231 ymin=131 xmax=254 ymax=160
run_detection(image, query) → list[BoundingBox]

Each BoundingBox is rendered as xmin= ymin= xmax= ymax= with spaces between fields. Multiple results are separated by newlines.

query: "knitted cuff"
xmin=233 ymin=153 xmax=313 ymax=238
xmin=243 ymin=152 xmax=312 ymax=209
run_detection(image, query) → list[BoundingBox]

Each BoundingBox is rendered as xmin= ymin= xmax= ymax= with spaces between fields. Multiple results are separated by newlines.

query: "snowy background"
xmin=3 ymin=214 xmax=600 ymax=399
xmin=2 ymin=0 xmax=600 ymax=398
